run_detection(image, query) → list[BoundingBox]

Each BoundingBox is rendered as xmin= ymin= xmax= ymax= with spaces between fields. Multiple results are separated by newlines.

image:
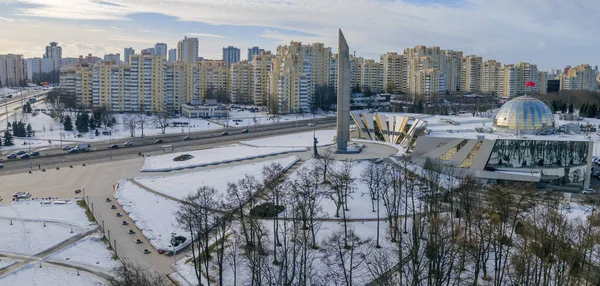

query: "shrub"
xmin=173 ymin=154 xmax=194 ymax=162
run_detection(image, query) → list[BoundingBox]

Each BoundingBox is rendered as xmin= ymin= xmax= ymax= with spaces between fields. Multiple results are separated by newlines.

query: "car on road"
xmin=62 ymin=145 xmax=71 ymax=150
xmin=143 ymin=249 xmax=151 ymax=254
xmin=105 ymin=198 xmax=111 ymax=202
xmin=135 ymin=239 xmax=143 ymax=244
xmin=183 ymin=136 xmax=191 ymax=141
xmin=30 ymin=151 xmax=40 ymax=157
xmin=242 ymin=128 xmax=249 ymax=133
xmin=111 ymin=205 xmax=117 ymax=209
xmin=221 ymin=131 xmax=229 ymax=136
xmin=13 ymin=192 xmax=31 ymax=199
xmin=122 ymin=221 xmax=128 ymax=225
xmin=68 ymin=149 xmax=79 ymax=154
xmin=16 ymin=150 xmax=27 ymax=156
xmin=116 ymin=212 xmax=122 ymax=217
xmin=583 ymin=188 xmax=595 ymax=195
xmin=123 ymin=141 xmax=133 ymax=147
xmin=108 ymin=144 xmax=119 ymax=149
xmin=128 ymin=230 xmax=135 ymax=234
xmin=7 ymin=153 xmax=17 ymax=159
xmin=0 ymin=164 xmax=3 ymax=168
xmin=154 ymin=139 xmax=163 ymax=144
xmin=307 ymin=123 xmax=315 ymax=127
xmin=19 ymin=154 xmax=30 ymax=159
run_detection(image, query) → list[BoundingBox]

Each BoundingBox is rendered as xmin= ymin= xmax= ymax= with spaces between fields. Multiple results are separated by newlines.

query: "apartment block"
xmin=460 ymin=55 xmax=482 ymax=92
xmin=247 ymin=46 xmax=264 ymax=62
xmin=560 ymin=64 xmax=596 ymax=91
xmin=0 ymin=54 xmax=25 ymax=87
xmin=270 ymin=53 xmax=312 ymax=113
xmin=223 ymin=46 xmax=241 ymax=66
xmin=480 ymin=60 xmax=501 ymax=94
xmin=198 ymin=60 xmax=229 ymax=100
xmin=381 ymin=52 xmax=406 ymax=93
xmin=359 ymin=59 xmax=383 ymax=93
xmin=230 ymin=60 xmax=254 ymax=104
xmin=252 ymin=51 xmax=274 ymax=106
xmin=123 ymin=47 xmax=135 ymax=64
xmin=178 ymin=37 xmax=199 ymax=63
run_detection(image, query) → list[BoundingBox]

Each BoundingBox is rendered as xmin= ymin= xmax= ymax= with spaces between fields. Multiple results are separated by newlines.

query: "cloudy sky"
xmin=0 ymin=0 xmax=598 ymax=70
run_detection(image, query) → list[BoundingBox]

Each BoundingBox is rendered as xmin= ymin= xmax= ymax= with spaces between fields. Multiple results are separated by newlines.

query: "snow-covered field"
xmin=115 ymin=180 xmax=188 ymax=251
xmin=0 ymin=264 xmax=107 ymax=285
xmin=241 ymin=130 xmax=336 ymax=147
xmin=0 ymin=258 xmax=17 ymax=271
xmin=0 ymin=200 xmax=95 ymax=229
xmin=141 ymin=144 xmax=307 ymax=172
xmin=0 ymin=218 xmax=86 ymax=256
xmin=136 ymin=156 xmax=299 ymax=202
xmin=223 ymin=108 xmax=333 ymax=128
xmin=47 ymin=234 xmax=120 ymax=272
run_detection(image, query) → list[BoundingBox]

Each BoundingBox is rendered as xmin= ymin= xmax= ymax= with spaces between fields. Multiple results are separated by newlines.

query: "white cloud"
xmin=186 ymin=32 xmax=229 ymax=39
xmin=0 ymin=16 xmax=14 ymax=22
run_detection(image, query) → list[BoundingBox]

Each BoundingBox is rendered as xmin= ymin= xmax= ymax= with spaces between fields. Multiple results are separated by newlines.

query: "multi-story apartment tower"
xmin=270 ymin=53 xmax=312 ymax=114
xmin=460 ymin=55 xmax=482 ymax=92
xmin=359 ymin=59 xmax=383 ymax=93
xmin=103 ymin=54 xmax=121 ymax=65
xmin=168 ymin=49 xmax=177 ymax=63
xmin=443 ymin=50 xmax=462 ymax=93
xmin=0 ymin=54 xmax=25 ymax=87
xmin=44 ymin=42 xmax=62 ymax=59
xmin=154 ymin=43 xmax=168 ymax=57
xmin=560 ymin=64 xmax=596 ymax=91
xmin=198 ymin=60 xmax=229 ymax=100
xmin=381 ymin=52 xmax=406 ymax=93
xmin=252 ymin=51 xmax=274 ymax=106
xmin=177 ymin=37 xmax=199 ymax=63
xmin=480 ymin=60 xmax=501 ymax=94
xmin=230 ymin=60 xmax=254 ymax=104
xmin=128 ymin=53 xmax=167 ymax=112
xmin=498 ymin=64 xmax=518 ymax=98
xmin=247 ymin=46 xmax=264 ymax=61
xmin=123 ymin=47 xmax=135 ymax=64
xmin=92 ymin=61 xmax=120 ymax=109
xmin=223 ymin=46 xmax=241 ymax=66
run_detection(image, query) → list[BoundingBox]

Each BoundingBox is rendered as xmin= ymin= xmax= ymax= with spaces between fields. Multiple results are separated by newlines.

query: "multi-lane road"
xmin=0 ymin=116 xmax=337 ymax=173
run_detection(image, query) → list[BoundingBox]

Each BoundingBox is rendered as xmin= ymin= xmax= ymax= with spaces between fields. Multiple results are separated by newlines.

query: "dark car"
xmin=116 ymin=212 xmax=122 ymax=217
xmin=111 ymin=205 xmax=117 ymax=209
xmin=242 ymin=128 xmax=249 ymax=133
xmin=128 ymin=230 xmax=135 ymax=234
xmin=183 ymin=136 xmax=191 ymax=141
xmin=19 ymin=154 xmax=30 ymax=159
xmin=221 ymin=131 xmax=229 ymax=136
xmin=143 ymin=249 xmax=151 ymax=254
xmin=7 ymin=153 xmax=17 ymax=159
xmin=154 ymin=139 xmax=163 ymax=144
xmin=16 ymin=150 xmax=27 ymax=156
xmin=105 ymin=198 xmax=111 ymax=202
xmin=122 ymin=221 xmax=129 ymax=225
xmin=68 ymin=149 xmax=79 ymax=154
xmin=136 ymin=239 xmax=143 ymax=244
xmin=30 ymin=151 xmax=40 ymax=157
xmin=108 ymin=144 xmax=119 ymax=149
xmin=62 ymin=145 xmax=71 ymax=150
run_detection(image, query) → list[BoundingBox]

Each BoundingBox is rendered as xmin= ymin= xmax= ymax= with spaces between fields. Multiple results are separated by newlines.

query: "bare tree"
xmin=123 ymin=115 xmax=137 ymax=137
xmin=135 ymin=114 xmax=148 ymax=138
xmin=327 ymin=160 xmax=356 ymax=246
xmin=321 ymin=230 xmax=372 ymax=286
xmin=316 ymin=150 xmax=335 ymax=182
xmin=109 ymin=262 xmax=169 ymax=286
xmin=153 ymin=113 xmax=171 ymax=134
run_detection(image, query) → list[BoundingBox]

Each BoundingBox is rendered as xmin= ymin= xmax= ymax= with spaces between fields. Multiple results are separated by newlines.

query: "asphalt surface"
xmin=0 ymin=117 xmax=337 ymax=173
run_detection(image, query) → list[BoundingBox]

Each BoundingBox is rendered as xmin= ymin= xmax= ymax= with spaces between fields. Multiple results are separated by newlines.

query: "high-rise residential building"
xmin=166 ymin=61 xmax=197 ymax=110
xmin=480 ymin=60 xmax=501 ymax=94
xmin=141 ymin=47 xmax=155 ymax=55
xmin=168 ymin=49 xmax=177 ymax=63
xmin=515 ymin=62 xmax=540 ymax=94
xmin=413 ymin=68 xmax=445 ymax=96
xmin=498 ymin=64 xmax=518 ymax=97
xmin=560 ymin=64 xmax=596 ymax=91
xmin=26 ymin=58 xmax=42 ymax=80
xmin=381 ymin=52 xmax=406 ymax=94
xmin=62 ymin=58 xmax=79 ymax=67
xmin=41 ymin=58 xmax=60 ymax=73
xmin=60 ymin=64 xmax=93 ymax=107
xmin=230 ymin=60 xmax=254 ymax=104
xmin=198 ymin=60 xmax=229 ymax=100
xmin=359 ymin=59 xmax=383 ymax=93
xmin=92 ymin=61 xmax=120 ymax=109
xmin=247 ymin=46 xmax=264 ymax=61
xmin=222 ymin=46 xmax=241 ymax=66
xmin=78 ymin=54 xmax=100 ymax=65
xmin=538 ymin=71 xmax=548 ymax=94
xmin=0 ymin=54 xmax=25 ymax=87
xmin=129 ymin=53 xmax=167 ymax=112
xmin=44 ymin=42 xmax=62 ymax=59
xmin=443 ymin=50 xmax=462 ymax=93
xmin=103 ymin=54 xmax=121 ymax=65
xmin=123 ymin=47 xmax=135 ymax=64
xmin=178 ymin=37 xmax=199 ymax=63
xmin=252 ymin=51 xmax=274 ymax=106
xmin=154 ymin=43 xmax=167 ymax=57
xmin=270 ymin=53 xmax=312 ymax=113
xmin=460 ymin=55 xmax=482 ymax=92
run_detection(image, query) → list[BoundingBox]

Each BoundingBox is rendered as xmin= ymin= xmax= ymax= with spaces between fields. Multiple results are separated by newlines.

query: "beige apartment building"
xmin=252 ymin=51 xmax=274 ymax=106
xmin=198 ymin=60 xmax=229 ymax=100
xmin=460 ymin=55 xmax=482 ymax=93
xmin=381 ymin=52 xmax=406 ymax=94
xmin=0 ymin=54 xmax=25 ymax=87
xmin=480 ymin=60 xmax=502 ymax=94
xmin=177 ymin=37 xmax=199 ymax=63
xmin=359 ymin=59 xmax=383 ymax=93
xmin=230 ymin=60 xmax=254 ymax=104
xmin=560 ymin=64 xmax=596 ymax=91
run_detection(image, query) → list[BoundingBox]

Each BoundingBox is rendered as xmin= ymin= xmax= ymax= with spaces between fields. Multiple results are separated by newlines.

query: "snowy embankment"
xmin=46 ymin=234 xmax=121 ymax=273
xmin=115 ymin=180 xmax=189 ymax=251
xmin=0 ymin=264 xmax=107 ymax=285
xmin=241 ymin=130 xmax=336 ymax=147
xmin=141 ymin=144 xmax=307 ymax=172
xmin=136 ymin=156 xmax=299 ymax=202
xmin=0 ymin=258 xmax=17 ymax=271
xmin=0 ymin=200 xmax=95 ymax=229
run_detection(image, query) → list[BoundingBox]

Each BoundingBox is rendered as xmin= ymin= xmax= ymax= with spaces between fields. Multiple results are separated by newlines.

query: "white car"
xmin=583 ymin=188 xmax=595 ymax=195
xmin=123 ymin=141 xmax=133 ymax=147
xmin=307 ymin=123 xmax=315 ymax=127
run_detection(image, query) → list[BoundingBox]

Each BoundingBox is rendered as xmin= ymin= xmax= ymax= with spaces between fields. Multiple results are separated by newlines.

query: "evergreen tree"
xmin=63 ymin=115 xmax=73 ymax=131
xmin=76 ymin=113 xmax=89 ymax=133
xmin=88 ymin=114 xmax=96 ymax=130
xmin=568 ymin=103 xmax=574 ymax=114
xmin=95 ymin=129 xmax=100 ymax=136
xmin=26 ymin=123 xmax=32 ymax=136
xmin=3 ymin=131 xmax=13 ymax=146
xmin=580 ymin=103 xmax=588 ymax=117
xmin=591 ymin=103 xmax=598 ymax=118
xmin=22 ymin=102 xmax=32 ymax=113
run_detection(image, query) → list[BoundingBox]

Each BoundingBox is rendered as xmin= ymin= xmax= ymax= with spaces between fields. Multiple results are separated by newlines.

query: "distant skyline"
xmin=0 ymin=0 xmax=599 ymax=69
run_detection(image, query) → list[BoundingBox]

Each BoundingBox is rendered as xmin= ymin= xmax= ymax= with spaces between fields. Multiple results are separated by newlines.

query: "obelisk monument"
xmin=336 ymin=29 xmax=350 ymax=153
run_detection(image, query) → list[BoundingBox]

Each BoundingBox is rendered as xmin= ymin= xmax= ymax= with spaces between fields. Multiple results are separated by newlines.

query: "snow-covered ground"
xmin=0 ymin=264 xmax=107 ymax=285
xmin=0 ymin=218 xmax=86 ymax=256
xmin=241 ymin=130 xmax=336 ymax=147
xmin=223 ymin=108 xmax=333 ymax=128
xmin=136 ymin=156 xmax=299 ymax=202
xmin=0 ymin=258 xmax=17 ymax=271
xmin=0 ymin=200 xmax=95 ymax=229
xmin=115 ymin=180 xmax=188 ymax=251
xmin=141 ymin=144 xmax=307 ymax=172
xmin=46 ymin=234 xmax=120 ymax=272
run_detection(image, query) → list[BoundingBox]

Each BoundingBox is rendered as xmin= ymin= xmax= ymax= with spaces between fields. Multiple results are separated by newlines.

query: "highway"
xmin=0 ymin=89 xmax=50 ymax=123
xmin=0 ymin=116 xmax=337 ymax=173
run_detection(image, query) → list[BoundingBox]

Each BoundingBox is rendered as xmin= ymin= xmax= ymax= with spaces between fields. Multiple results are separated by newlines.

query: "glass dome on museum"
xmin=493 ymin=96 xmax=555 ymax=134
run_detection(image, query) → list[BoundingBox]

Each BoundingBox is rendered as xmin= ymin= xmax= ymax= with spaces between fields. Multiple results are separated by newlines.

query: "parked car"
xmin=68 ymin=149 xmax=79 ymax=154
xmin=16 ymin=150 xmax=27 ymax=155
xmin=307 ymin=123 xmax=315 ymax=127
xmin=105 ymin=198 xmax=111 ymax=202
xmin=19 ymin=154 xmax=30 ymax=159
xmin=7 ymin=153 xmax=17 ymax=159
xmin=136 ymin=239 xmax=143 ymax=244
xmin=143 ymin=249 xmax=151 ymax=254
xmin=30 ymin=151 xmax=40 ymax=157
xmin=13 ymin=192 xmax=31 ymax=199
xmin=62 ymin=145 xmax=71 ymax=150
xmin=221 ymin=131 xmax=229 ymax=136
xmin=123 ymin=141 xmax=133 ymax=147
xmin=111 ymin=205 xmax=117 ymax=209
xmin=108 ymin=144 xmax=119 ymax=149
xmin=183 ymin=136 xmax=191 ymax=141
xmin=128 ymin=230 xmax=135 ymax=234
xmin=242 ymin=128 xmax=249 ymax=133
xmin=583 ymin=188 xmax=595 ymax=195
xmin=116 ymin=212 xmax=122 ymax=217
xmin=122 ymin=221 xmax=128 ymax=225
xmin=0 ymin=164 xmax=4 ymax=168
xmin=154 ymin=139 xmax=163 ymax=144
